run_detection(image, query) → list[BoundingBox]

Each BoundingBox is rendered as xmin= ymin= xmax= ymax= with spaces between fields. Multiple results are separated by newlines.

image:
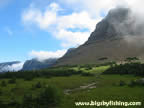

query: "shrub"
xmin=136 ymin=79 xmax=144 ymax=86
xmin=98 ymin=57 xmax=108 ymax=61
xmin=24 ymin=75 xmax=34 ymax=81
xmin=8 ymin=77 xmax=16 ymax=84
xmin=1 ymin=81 xmax=7 ymax=87
xmin=103 ymin=63 xmax=144 ymax=76
xmin=0 ymin=89 xmax=2 ymax=95
xmin=128 ymin=80 xmax=137 ymax=87
xmin=0 ymin=100 xmax=6 ymax=108
xmin=125 ymin=57 xmax=139 ymax=63
xmin=36 ymin=86 xmax=63 ymax=107
xmin=35 ymin=82 xmax=42 ymax=88
xmin=22 ymin=86 xmax=63 ymax=108
xmin=81 ymin=72 xmax=94 ymax=76
xmin=22 ymin=94 xmax=34 ymax=108
xmin=119 ymin=80 xmax=126 ymax=86
xmin=129 ymin=79 xmax=144 ymax=87
xmin=8 ymin=97 xmax=19 ymax=107
xmin=112 ymin=83 xmax=117 ymax=86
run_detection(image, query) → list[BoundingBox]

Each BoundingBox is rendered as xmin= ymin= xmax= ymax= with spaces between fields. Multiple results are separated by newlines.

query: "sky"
xmin=0 ymin=0 xmax=143 ymax=63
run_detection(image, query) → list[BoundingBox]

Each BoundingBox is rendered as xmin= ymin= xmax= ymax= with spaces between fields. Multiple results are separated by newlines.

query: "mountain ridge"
xmin=22 ymin=58 xmax=57 ymax=70
xmin=55 ymin=7 xmax=144 ymax=66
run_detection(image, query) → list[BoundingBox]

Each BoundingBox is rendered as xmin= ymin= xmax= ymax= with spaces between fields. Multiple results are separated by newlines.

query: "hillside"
xmin=55 ymin=8 xmax=144 ymax=66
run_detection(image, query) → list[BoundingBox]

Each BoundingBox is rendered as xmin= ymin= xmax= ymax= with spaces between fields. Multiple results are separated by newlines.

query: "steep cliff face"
xmin=87 ymin=8 xmax=129 ymax=42
xmin=55 ymin=7 xmax=144 ymax=66
xmin=87 ymin=8 xmax=143 ymax=43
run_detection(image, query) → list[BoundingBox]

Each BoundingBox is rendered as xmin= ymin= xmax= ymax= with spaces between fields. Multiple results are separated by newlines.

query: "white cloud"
xmin=59 ymin=0 xmax=119 ymax=17
xmin=7 ymin=62 xmax=24 ymax=71
xmin=56 ymin=29 xmax=90 ymax=47
xmin=22 ymin=3 xmax=59 ymax=30
xmin=55 ymin=11 xmax=101 ymax=47
xmin=22 ymin=0 xmax=144 ymax=48
xmin=0 ymin=62 xmax=24 ymax=72
xmin=22 ymin=2 xmax=101 ymax=48
xmin=59 ymin=0 xmax=141 ymax=16
xmin=29 ymin=49 xmax=67 ymax=61
xmin=57 ymin=11 xmax=97 ymax=32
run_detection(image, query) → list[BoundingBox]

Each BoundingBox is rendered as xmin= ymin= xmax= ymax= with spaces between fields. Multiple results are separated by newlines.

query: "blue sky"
xmin=0 ymin=0 xmax=63 ymax=62
xmin=0 ymin=0 xmax=138 ymax=62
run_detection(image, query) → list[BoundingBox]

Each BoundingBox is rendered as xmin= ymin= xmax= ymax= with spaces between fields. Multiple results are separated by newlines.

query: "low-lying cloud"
xmin=29 ymin=49 xmax=67 ymax=61
xmin=0 ymin=62 xmax=24 ymax=72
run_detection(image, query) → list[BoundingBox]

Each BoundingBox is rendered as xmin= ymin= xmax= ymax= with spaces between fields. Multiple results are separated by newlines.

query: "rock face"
xmin=55 ymin=7 xmax=144 ymax=66
xmin=0 ymin=61 xmax=20 ymax=72
xmin=87 ymin=8 xmax=143 ymax=44
xmin=22 ymin=58 xmax=57 ymax=71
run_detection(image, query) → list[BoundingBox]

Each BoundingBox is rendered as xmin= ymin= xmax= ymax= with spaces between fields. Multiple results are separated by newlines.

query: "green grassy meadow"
xmin=0 ymin=65 xmax=143 ymax=108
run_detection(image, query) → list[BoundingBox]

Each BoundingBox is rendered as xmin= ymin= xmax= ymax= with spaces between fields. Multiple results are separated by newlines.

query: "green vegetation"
xmin=8 ymin=77 xmax=16 ymax=84
xmin=1 ymin=80 xmax=7 ymax=87
xmin=0 ymin=62 xmax=143 ymax=108
xmin=125 ymin=57 xmax=139 ymax=63
xmin=98 ymin=57 xmax=108 ymax=61
xmin=0 ymin=68 xmax=82 ymax=79
xmin=103 ymin=62 xmax=144 ymax=76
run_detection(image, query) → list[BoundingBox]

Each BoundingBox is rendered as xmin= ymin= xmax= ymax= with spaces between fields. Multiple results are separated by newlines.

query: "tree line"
xmin=103 ymin=62 xmax=144 ymax=76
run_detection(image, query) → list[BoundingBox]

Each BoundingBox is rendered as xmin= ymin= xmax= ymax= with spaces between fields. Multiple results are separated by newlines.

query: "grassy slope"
xmin=0 ymin=66 xmax=143 ymax=108
xmin=61 ymin=75 xmax=144 ymax=108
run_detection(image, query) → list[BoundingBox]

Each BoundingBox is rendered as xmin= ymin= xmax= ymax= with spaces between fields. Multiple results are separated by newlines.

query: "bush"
xmin=129 ymin=79 xmax=144 ymax=87
xmin=136 ymin=79 xmax=144 ymax=86
xmin=8 ymin=77 xmax=16 ymax=84
xmin=36 ymin=86 xmax=63 ymax=107
xmin=103 ymin=63 xmax=144 ymax=76
xmin=0 ymin=89 xmax=2 ymax=95
xmin=0 ymin=100 xmax=7 ymax=108
xmin=119 ymin=80 xmax=126 ymax=86
xmin=81 ymin=72 xmax=94 ymax=76
xmin=128 ymin=80 xmax=137 ymax=87
xmin=35 ymin=82 xmax=42 ymax=88
xmin=98 ymin=57 xmax=108 ymax=61
xmin=22 ymin=86 xmax=63 ymax=108
xmin=1 ymin=81 xmax=7 ymax=87
xmin=8 ymin=97 xmax=19 ymax=107
xmin=22 ymin=94 xmax=34 ymax=108
xmin=24 ymin=75 xmax=34 ymax=81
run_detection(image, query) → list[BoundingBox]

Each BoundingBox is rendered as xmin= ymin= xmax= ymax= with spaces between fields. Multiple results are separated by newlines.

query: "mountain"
xmin=55 ymin=7 xmax=144 ymax=66
xmin=22 ymin=58 xmax=57 ymax=70
xmin=0 ymin=61 xmax=21 ymax=72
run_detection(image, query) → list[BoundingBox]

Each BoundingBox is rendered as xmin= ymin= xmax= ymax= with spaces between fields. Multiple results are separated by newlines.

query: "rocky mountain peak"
xmin=86 ymin=7 xmax=141 ymax=44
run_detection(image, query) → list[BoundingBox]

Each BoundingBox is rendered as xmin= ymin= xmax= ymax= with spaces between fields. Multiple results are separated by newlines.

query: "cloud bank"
xmin=22 ymin=2 xmax=101 ymax=48
xmin=0 ymin=62 xmax=24 ymax=72
xmin=7 ymin=62 xmax=24 ymax=71
xmin=29 ymin=49 xmax=67 ymax=61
